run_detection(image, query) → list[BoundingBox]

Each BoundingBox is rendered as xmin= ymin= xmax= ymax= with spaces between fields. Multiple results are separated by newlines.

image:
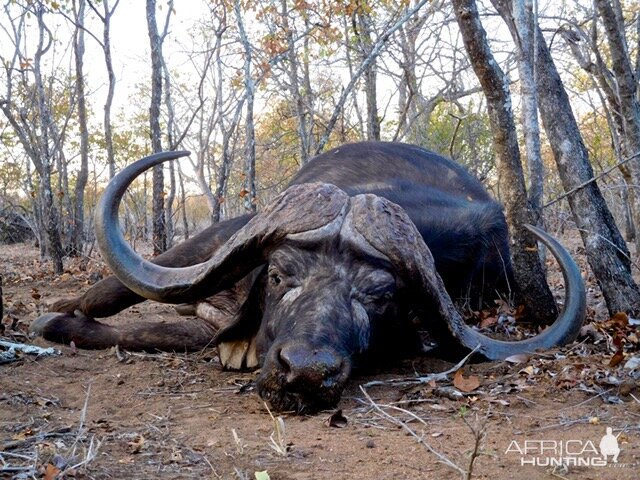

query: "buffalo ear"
xmin=213 ymin=268 xmax=266 ymax=370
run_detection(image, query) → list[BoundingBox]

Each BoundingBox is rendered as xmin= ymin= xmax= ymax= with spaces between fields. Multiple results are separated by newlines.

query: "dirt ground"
xmin=1 ymin=240 xmax=639 ymax=480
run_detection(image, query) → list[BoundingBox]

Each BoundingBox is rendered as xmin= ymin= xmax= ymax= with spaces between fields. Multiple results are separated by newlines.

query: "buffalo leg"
xmin=31 ymin=310 xmax=218 ymax=351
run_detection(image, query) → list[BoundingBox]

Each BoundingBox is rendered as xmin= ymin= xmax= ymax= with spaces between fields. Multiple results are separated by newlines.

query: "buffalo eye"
xmin=354 ymin=269 xmax=396 ymax=308
xmin=372 ymin=291 xmax=393 ymax=306
xmin=268 ymin=265 xmax=282 ymax=286
xmin=364 ymin=290 xmax=393 ymax=308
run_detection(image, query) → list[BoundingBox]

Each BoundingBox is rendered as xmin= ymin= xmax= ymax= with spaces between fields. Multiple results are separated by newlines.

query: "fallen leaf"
xmin=255 ymin=471 xmax=270 ymax=480
xmin=326 ymin=409 xmax=348 ymax=428
xmin=43 ymin=464 xmax=60 ymax=480
xmin=127 ymin=435 xmax=145 ymax=454
xmin=453 ymin=369 xmax=480 ymax=393
xmin=480 ymin=316 xmax=497 ymax=328
xmin=609 ymin=350 xmax=625 ymax=368
xmin=607 ymin=312 xmax=629 ymax=329
xmin=505 ymin=353 xmax=530 ymax=364
xmin=519 ymin=365 xmax=537 ymax=376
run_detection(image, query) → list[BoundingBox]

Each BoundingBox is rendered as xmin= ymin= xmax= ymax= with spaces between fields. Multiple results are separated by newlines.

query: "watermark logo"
xmin=505 ymin=427 xmax=625 ymax=467
xmin=599 ymin=427 xmax=621 ymax=463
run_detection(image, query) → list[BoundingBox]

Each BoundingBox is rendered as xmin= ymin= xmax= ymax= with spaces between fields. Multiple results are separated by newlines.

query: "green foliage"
xmin=426 ymin=101 xmax=496 ymax=183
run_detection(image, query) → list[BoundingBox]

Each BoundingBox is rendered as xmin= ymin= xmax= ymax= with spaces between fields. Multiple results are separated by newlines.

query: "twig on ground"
xmin=58 ymin=383 xmax=102 ymax=476
xmin=560 ymin=388 xmax=612 ymax=410
xmin=522 ymin=416 xmax=593 ymax=433
xmin=460 ymin=412 xmax=489 ymax=479
xmin=359 ymin=385 xmax=467 ymax=477
xmin=361 ymin=344 xmax=481 ymax=388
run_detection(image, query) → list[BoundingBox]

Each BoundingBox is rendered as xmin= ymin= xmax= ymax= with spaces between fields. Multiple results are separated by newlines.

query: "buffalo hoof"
xmin=28 ymin=310 xmax=116 ymax=348
xmin=30 ymin=312 xmax=68 ymax=336
xmin=174 ymin=303 xmax=197 ymax=316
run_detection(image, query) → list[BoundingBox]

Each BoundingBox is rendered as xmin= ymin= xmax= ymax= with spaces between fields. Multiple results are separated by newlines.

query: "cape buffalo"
xmin=32 ymin=142 xmax=585 ymax=412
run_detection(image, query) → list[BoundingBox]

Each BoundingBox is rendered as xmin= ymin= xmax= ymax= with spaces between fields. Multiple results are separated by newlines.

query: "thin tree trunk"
xmin=88 ymin=0 xmax=120 ymax=179
xmin=595 ymin=0 xmax=640 ymax=254
xmin=71 ymin=0 xmax=89 ymax=256
xmin=162 ymin=31 xmax=176 ymax=248
xmin=177 ymin=161 xmax=189 ymax=240
xmin=34 ymin=4 xmax=64 ymax=273
xmin=512 ymin=0 xmax=544 ymax=218
xmin=355 ymin=4 xmax=380 ymax=141
xmin=452 ymin=0 xmax=557 ymax=322
xmin=236 ymin=0 xmax=257 ymax=213
xmin=342 ymin=14 xmax=365 ymax=139
xmin=146 ymin=0 xmax=166 ymax=254
xmin=281 ymin=0 xmax=310 ymax=165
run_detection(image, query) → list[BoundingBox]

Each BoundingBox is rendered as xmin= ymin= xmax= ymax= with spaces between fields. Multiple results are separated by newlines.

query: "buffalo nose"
xmin=277 ymin=343 xmax=345 ymax=388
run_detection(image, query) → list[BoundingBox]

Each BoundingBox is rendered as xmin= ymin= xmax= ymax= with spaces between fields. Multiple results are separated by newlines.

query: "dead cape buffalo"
xmin=32 ymin=142 xmax=586 ymax=412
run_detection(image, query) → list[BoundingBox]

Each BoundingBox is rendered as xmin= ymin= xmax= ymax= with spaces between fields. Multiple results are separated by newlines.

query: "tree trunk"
xmin=146 ymin=0 xmax=166 ymax=254
xmin=34 ymin=4 xmax=64 ymax=273
xmin=595 ymin=0 xmax=640 ymax=254
xmin=71 ymin=0 xmax=89 ymax=257
xmin=452 ymin=0 xmax=558 ymax=322
xmin=89 ymin=0 xmax=120 ymax=179
xmin=511 ymin=0 xmax=544 ymax=218
xmin=177 ymin=161 xmax=189 ymax=240
xmin=162 ymin=38 xmax=176 ymax=249
xmin=281 ymin=0 xmax=310 ymax=165
xmin=534 ymin=23 xmax=640 ymax=315
xmin=355 ymin=4 xmax=380 ymax=140
xmin=236 ymin=0 xmax=257 ymax=213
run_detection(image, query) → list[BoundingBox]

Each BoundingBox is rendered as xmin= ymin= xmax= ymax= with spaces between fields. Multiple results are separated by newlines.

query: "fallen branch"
xmin=360 ymin=344 xmax=480 ymax=388
xmin=0 ymin=427 xmax=74 ymax=451
xmin=359 ymin=385 xmax=467 ymax=477
xmin=0 ymin=339 xmax=61 ymax=364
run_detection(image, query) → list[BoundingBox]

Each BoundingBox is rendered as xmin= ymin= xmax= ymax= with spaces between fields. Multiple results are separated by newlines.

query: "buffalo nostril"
xmin=277 ymin=344 xmax=344 ymax=387
xmin=276 ymin=348 xmax=292 ymax=374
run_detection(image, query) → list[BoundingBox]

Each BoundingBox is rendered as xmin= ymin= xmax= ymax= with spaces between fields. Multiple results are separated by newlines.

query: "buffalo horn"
xmin=346 ymin=194 xmax=586 ymax=360
xmin=95 ymin=152 xmax=349 ymax=304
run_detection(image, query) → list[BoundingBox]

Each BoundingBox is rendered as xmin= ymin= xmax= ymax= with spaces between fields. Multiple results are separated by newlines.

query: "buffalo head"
xmin=95 ymin=151 xmax=585 ymax=412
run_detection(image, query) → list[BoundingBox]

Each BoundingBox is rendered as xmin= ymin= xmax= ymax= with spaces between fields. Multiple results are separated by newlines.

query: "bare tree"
xmin=594 ymin=0 xmax=640 ymax=253
xmin=494 ymin=0 xmax=544 ymax=220
xmin=354 ymin=1 xmax=380 ymax=140
xmin=0 ymin=2 xmax=65 ymax=273
xmin=315 ymin=0 xmax=437 ymax=153
xmin=280 ymin=0 xmax=311 ymax=164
